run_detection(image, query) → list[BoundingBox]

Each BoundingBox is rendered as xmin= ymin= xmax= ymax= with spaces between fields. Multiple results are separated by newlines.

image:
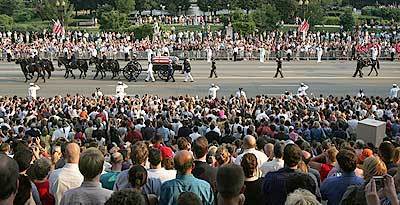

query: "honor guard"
xmin=368 ymin=46 xmax=379 ymax=76
xmin=115 ymin=81 xmax=128 ymax=102
xmin=274 ymin=57 xmax=284 ymax=78
xmin=209 ymin=58 xmax=218 ymax=78
xmin=28 ymin=83 xmax=40 ymax=101
xmin=297 ymin=83 xmax=309 ymax=97
xmin=352 ymin=55 xmax=364 ymax=78
xmin=165 ymin=59 xmax=175 ymax=82
xmin=208 ymin=84 xmax=220 ymax=100
xmin=389 ymin=84 xmax=400 ymax=98
xmin=183 ymin=58 xmax=194 ymax=82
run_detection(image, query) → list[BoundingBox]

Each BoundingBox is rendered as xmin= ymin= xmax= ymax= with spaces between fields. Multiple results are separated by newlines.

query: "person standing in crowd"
xmin=101 ymin=152 xmax=123 ymax=190
xmin=166 ymin=59 xmax=175 ymax=82
xmin=208 ymin=84 xmax=220 ymax=100
xmin=60 ymin=148 xmax=112 ymax=205
xmin=241 ymin=153 xmax=265 ymax=205
xmin=274 ymin=57 xmax=284 ymax=78
xmin=183 ymin=58 xmax=194 ymax=82
xmin=297 ymin=83 xmax=309 ymax=97
xmin=94 ymin=88 xmax=103 ymax=99
xmin=0 ymin=155 xmax=19 ymax=205
xmin=192 ymin=137 xmax=217 ymax=192
xmin=28 ymin=83 xmax=40 ymax=101
xmin=49 ymin=143 xmax=84 ymax=205
xmin=260 ymin=142 xmax=284 ymax=177
xmin=32 ymin=158 xmax=55 ymax=205
xmin=234 ymin=135 xmax=269 ymax=168
xmin=216 ymin=164 xmax=245 ymax=205
xmin=320 ymin=148 xmax=364 ymax=205
xmin=159 ymin=150 xmax=214 ymax=205
xmin=263 ymin=144 xmax=316 ymax=205
xmin=368 ymin=45 xmax=379 ymax=77
xmin=207 ymin=47 xmax=213 ymax=63
xmin=209 ymin=58 xmax=217 ymax=78
xmin=145 ymin=55 xmax=155 ymax=82
xmin=115 ymin=81 xmax=128 ymax=101
xmin=357 ymin=89 xmax=365 ymax=98
xmin=389 ymin=83 xmax=400 ymax=98
xmin=147 ymin=148 xmax=176 ymax=183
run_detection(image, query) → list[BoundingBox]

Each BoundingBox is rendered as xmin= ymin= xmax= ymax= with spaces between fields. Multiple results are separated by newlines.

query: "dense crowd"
xmin=1 ymin=88 xmax=400 ymax=205
xmin=0 ymin=26 xmax=399 ymax=62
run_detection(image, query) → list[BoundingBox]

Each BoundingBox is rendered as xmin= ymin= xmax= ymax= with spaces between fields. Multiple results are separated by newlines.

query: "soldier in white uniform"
xmin=389 ymin=84 xmax=400 ymax=98
xmin=297 ymin=83 xmax=309 ymax=97
xmin=368 ymin=46 xmax=379 ymax=76
xmin=259 ymin=46 xmax=265 ymax=63
xmin=94 ymin=88 xmax=103 ymax=99
xmin=208 ymin=84 xmax=220 ymax=100
xmin=115 ymin=81 xmax=128 ymax=101
xmin=145 ymin=56 xmax=155 ymax=82
xmin=28 ymin=83 xmax=40 ymax=101
xmin=317 ymin=45 xmax=323 ymax=63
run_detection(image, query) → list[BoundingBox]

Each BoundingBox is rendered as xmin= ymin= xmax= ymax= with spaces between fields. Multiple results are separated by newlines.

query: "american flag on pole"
xmin=52 ymin=20 xmax=65 ymax=36
xmin=298 ymin=19 xmax=310 ymax=33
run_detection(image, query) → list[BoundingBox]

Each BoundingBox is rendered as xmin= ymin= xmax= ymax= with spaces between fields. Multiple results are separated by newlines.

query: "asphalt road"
xmin=0 ymin=60 xmax=399 ymax=98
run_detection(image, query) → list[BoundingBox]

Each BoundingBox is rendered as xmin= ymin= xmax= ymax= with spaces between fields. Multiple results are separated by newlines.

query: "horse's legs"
xmin=71 ymin=70 xmax=76 ymax=79
xmin=79 ymin=68 xmax=83 ymax=79
xmin=47 ymin=70 xmax=51 ymax=79
xmin=34 ymin=71 xmax=40 ymax=83
xmin=42 ymin=70 xmax=46 ymax=83
xmin=93 ymin=70 xmax=99 ymax=79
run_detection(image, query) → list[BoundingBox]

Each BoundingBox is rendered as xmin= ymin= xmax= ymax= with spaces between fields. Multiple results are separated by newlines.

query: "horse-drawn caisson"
xmin=151 ymin=56 xmax=182 ymax=80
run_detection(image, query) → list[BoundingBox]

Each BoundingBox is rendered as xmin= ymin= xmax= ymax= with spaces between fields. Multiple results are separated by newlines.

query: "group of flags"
xmin=52 ymin=19 xmax=65 ymax=36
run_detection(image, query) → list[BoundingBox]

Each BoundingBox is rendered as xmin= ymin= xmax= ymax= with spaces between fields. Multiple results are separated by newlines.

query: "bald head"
xmin=243 ymin=135 xmax=256 ymax=149
xmin=174 ymin=150 xmax=194 ymax=174
xmin=264 ymin=143 xmax=274 ymax=158
xmin=65 ymin=143 xmax=81 ymax=164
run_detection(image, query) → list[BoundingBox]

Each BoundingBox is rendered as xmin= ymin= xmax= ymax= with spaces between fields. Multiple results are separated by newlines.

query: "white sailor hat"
xmin=29 ymin=83 xmax=34 ymax=86
xmin=118 ymin=81 xmax=123 ymax=85
xmin=300 ymin=82 xmax=304 ymax=86
xmin=211 ymin=83 xmax=215 ymax=87
xmin=393 ymin=84 xmax=397 ymax=87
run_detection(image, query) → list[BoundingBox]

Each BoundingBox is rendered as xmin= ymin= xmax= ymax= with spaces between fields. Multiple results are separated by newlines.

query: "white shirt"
xmin=52 ymin=128 xmax=66 ymax=141
xmin=234 ymin=148 xmax=269 ymax=168
xmin=189 ymin=132 xmax=201 ymax=142
xmin=297 ymin=85 xmax=309 ymax=96
xmin=147 ymin=168 xmax=177 ymax=184
xmin=260 ymin=158 xmax=284 ymax=177
xmin=389 ymin=86 xmax=400 ymax=98
xmin=208 ymin=86 xmax=220 ymax=99
xmin=371 ymin=47 xmax=378 ymax=60
xmin=28 ymin=85 xmax=40 ymax=100
xmin=235 ymin=90 xmax=247 ymax=99
xmin=49 ymin=163 xmax=84 ymax=205
xmin=115 ymin=83 xmax=128 ymax=99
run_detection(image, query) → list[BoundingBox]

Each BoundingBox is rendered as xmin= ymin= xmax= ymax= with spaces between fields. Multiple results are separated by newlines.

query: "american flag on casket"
xmin=152 ymin=56 xmax=179 ymax=64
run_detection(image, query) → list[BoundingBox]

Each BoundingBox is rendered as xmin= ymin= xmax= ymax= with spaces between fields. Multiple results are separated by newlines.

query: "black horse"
xmin=39 ymin=59 xmax=55 ymax=79
xmin=89 ymin=57 xmax=120 ymax=79
xmin=16 ymin=58 xmax=33 ymax=82
xmin=57 ymin=56 xmax=89 ymax=79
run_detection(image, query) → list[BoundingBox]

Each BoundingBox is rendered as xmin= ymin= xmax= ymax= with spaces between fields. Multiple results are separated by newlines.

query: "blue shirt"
xmin=157 ymin=126 xmax=170 ymax=142
xmin=320 ymin=172 xmax=364 ymax=205
xmin=159 ymin=174 xmax=214 ymax=205
xmin=100 ymin=171 xmax=120 ymax=190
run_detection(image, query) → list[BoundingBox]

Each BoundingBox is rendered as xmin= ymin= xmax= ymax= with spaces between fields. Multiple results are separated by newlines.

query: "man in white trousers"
xmin=28 ymin=83 xmax=40 ymax=101
xmin=145 ymin=60 xmax=155 ymax=82
xmin=115 ymin=81 xmax=128 ymax=102
xmin=297 ymin=82 xmax=309 ymax=97
xmin=389 ymin=84 xmax=400 ymax=98
xmin=260 ymin=46 xmax=265 ymax=63
xmin=317 ymin=45 xmax=323 ymax=63
xmin=208 ymin=84 xmax=220 ymax=100
xmin=183 ymin=58 xmax=194 ymax=82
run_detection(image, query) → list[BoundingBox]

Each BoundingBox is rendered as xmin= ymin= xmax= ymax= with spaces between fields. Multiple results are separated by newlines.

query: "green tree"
xmin=34 ymin=0 xmax=75 ymax=25
xmin=250 ymin=4 xmax=280 ymax=32
xmin=98 ymin=10 xmax=129 ymax=30
xmin=340 ymin=10 xmax=355 ymax=31
xmin=302 ymin=1 xmax=324 ymax=26
xmin=271 ymin=0 xmax=298 ymax=21
xmin=115 ymin=0 xmax=135 ymax=13
xmin=230 ymin=9 xmax=255 ymax=35
xmin=0 ymin=0 xmax=23 ymax=17
xmin=161 ymin=0 xmax=190 ymax=15
xmin=136 ymin=0 xmax=159 ymax=13
xmin=0 ymin=14 xmax=14 ymax=30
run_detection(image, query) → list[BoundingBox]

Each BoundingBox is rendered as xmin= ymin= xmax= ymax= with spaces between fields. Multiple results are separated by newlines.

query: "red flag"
xmin=52 ymin=20 xmax=64 ymax=36
xmin=298 ymin=20 xmax=310 ymax=33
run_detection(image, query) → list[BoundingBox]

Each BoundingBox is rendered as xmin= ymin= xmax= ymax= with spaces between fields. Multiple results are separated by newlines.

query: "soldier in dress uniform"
xmin=209 ymin=58 xmax=217 ymax=78
xmin=352 ymin=54 xmax=364 ymax=78
xmin=165 ymin=59 xmax=175 ymax=82
xmin=368 ymin=45 xmax=379 ymax=76
xmin=274 ymin=57 xmax=284 ymax=78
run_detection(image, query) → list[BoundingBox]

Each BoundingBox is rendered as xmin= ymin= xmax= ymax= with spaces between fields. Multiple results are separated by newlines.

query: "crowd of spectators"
xmin=1 ymin=90 xmax=400 ymax=205
xmin=0 ymin=25 xmax=399 ymax=62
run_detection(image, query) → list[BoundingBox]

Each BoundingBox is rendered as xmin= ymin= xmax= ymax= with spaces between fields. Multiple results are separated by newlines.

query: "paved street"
xmin=0 ymin=60 xmax=399 ymax=98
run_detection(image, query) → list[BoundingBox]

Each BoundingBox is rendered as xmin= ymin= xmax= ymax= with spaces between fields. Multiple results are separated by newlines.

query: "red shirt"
xmin=34 ymin=180 xmax=55 ymax=205
xmin=320 ymin=163 xmax=334 ymax=182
